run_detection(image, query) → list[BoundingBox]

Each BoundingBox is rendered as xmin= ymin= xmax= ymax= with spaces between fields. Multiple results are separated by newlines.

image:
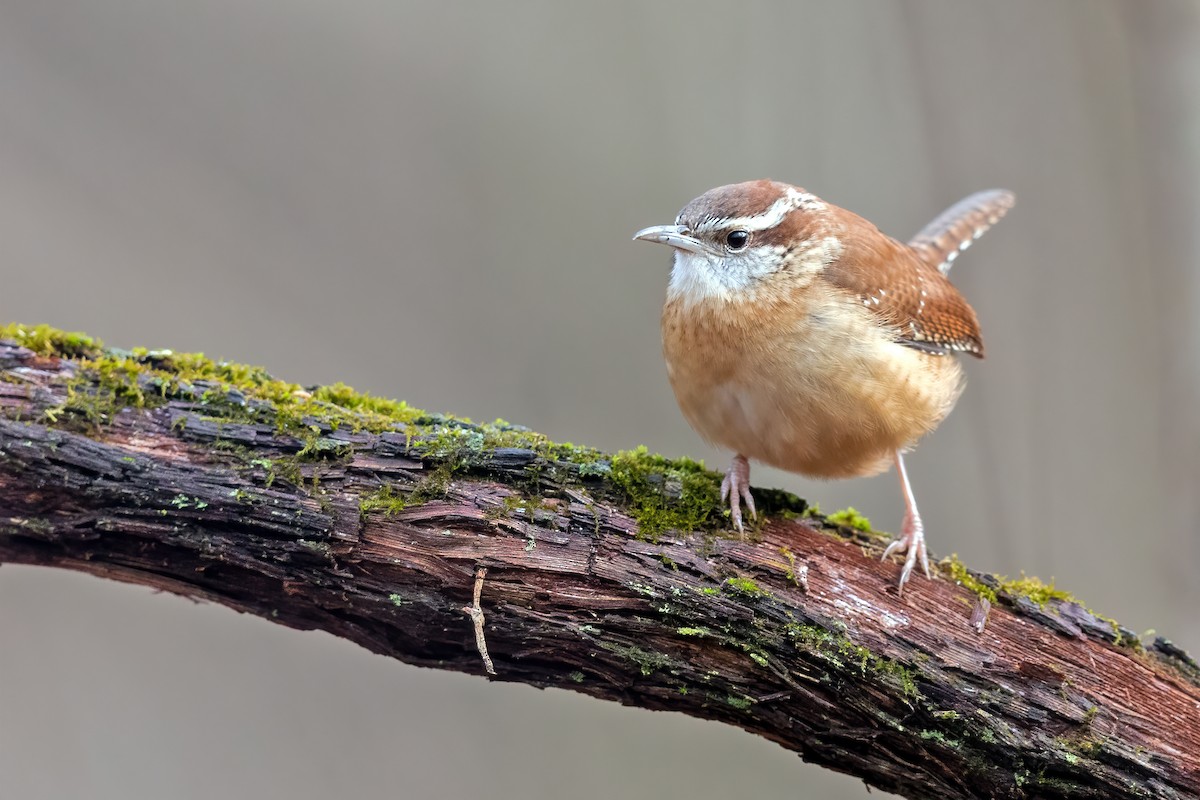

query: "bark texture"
xmin=0 ymin=330 xmax=1197 ymax=800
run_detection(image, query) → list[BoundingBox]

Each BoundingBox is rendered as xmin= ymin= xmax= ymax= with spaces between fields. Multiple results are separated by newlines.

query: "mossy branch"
xmin=1 ymin=323 xmax=1198 ymax=800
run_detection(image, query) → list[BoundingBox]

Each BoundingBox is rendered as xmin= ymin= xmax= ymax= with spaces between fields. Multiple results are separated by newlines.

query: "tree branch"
xmin=1 ymin=325 xmax=1197 ymax=799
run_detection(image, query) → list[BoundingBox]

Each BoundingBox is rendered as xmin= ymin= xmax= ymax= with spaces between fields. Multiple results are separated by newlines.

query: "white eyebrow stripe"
xmin=693 ymin=187 xmax=824 ymax=234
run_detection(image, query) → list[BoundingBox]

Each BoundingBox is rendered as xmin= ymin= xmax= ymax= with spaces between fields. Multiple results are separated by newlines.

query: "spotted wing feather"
xmin=824 ymin=215 xmax=985 ymax=358
xmin=908 ymin=189 xmax=1015 ymax=276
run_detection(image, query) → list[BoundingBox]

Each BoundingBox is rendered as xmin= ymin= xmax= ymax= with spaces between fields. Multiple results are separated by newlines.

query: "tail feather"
xmin=909 ymin=189 xmax=1015 ymax=276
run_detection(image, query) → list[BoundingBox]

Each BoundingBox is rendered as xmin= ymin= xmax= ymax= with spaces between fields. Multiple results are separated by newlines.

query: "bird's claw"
xmin=881 ymin=513 xmax=931 ymax=596
xmin=721 ymin=455 xmax=756 ymax=536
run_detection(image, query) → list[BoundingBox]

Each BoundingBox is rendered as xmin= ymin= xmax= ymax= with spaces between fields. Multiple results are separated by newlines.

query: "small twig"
xmin=462 ymin=566 xmax=496 ymax=675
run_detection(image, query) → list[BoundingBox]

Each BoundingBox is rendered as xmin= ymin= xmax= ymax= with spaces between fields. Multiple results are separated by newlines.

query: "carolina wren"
xmin=634 ymin=181 xmax=1014 ymax=593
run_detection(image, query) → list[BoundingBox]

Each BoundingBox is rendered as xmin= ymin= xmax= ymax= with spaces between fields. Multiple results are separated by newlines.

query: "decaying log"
xmin=0 ymin=325 xmax=1197 ymax=800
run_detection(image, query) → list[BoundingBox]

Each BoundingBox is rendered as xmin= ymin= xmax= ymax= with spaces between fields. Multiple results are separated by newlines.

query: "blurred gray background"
xmin=1 ymin=2 xmax=1197 ymax=798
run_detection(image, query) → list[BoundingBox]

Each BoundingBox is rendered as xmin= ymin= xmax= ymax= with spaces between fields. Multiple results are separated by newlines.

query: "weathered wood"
xmin=0 ymin=329 xmax=1197 ymax=799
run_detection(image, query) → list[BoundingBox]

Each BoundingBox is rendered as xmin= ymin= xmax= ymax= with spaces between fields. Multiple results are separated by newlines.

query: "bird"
xmin=633 ymin=180 xmax=1014 ymax=594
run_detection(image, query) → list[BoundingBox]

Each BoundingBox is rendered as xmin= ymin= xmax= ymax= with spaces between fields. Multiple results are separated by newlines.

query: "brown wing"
xmin=908 ymin=189 xmax=1015 ymax=276
xmin=825 ymin=215 xmax=985 ymax=358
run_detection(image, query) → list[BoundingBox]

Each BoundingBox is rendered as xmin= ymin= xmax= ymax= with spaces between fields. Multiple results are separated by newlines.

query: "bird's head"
xmin=634 ymin=180 xmax=842 ymax=303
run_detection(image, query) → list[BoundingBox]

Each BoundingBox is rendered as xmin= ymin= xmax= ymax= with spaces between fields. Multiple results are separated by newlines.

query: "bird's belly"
xmin=663 ymin=303 xmax=963 ymax=479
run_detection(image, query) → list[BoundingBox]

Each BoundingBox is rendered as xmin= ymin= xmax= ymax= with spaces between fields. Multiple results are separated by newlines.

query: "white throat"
xmin=666 ymin=236 xmax=843 ymax=306
xmin=667 ymin=248 xmax=779 ymax=304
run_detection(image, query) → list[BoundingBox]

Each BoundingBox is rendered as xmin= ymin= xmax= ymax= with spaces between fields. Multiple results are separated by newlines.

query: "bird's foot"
xmin=881 ymin=510 xmax=931 ymax=596
xmin=720 ymin=454 xmax=756 ymax=536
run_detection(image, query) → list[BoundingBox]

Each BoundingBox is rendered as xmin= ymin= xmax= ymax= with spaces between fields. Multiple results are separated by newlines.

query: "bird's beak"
xmin=632 ymin=224 xmax=706 ymax=254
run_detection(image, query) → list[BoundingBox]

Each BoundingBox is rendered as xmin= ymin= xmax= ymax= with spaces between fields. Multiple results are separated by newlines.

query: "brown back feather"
xmin=823 ymin=209 xmax=986 ymax=357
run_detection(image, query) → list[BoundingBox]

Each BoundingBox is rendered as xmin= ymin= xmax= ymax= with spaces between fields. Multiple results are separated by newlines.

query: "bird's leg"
xmin=720 ymin=454 xmax=757 ymax=535
xmin=881 ymin=451 xmax=932 ymax=595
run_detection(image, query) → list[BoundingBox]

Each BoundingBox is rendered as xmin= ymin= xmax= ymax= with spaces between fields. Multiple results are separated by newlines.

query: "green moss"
xmin=608 ymin=446 xmax=723 ymax=540
xmin=722 ymin=576 xmax=769 ymax=599
xmin=169 ymin=494 xmax=209 ymax=510
xmin=0 ymin=331 xmax=654 ymax=499
xmin=0 ymin=516 xmax=53 ymax=535
xmin=49 ymin=352 xmax=152 ymax=427
xmin=360 ymin=484 xmax=409 ymax=518
xmin=786 ymin=622 xmax=831 ymax=649
xmin=627 ymin=582 xmax=659 ymax=599
xmin=676 ymin=627 xmax=711 ymax=637
xmin=826 ymin=506 xmax=873 ymax=532
xmin=298 ymin=539 xmax=331 ymax=555
xmin=0 ymin=323 xmax=102 ymax=359
xmin=779 ymin=546 xmax=800 ymax=587
xmin=1104 ymin=617 xmax=1133 ymax=647
xmin=310 ymin=381 xmax=421 ymax=424
xmin=388 ymin=593 xmax=410 ymax=607
xmin=996 ymin=573 xmax=1074 ymax=608
xmin=725 ymin=695 xmax=753 ymax=711
xmin=1033 ymin=774 xmax=1088 ymax=794
xmin=874 ymin=658 xmax=921 ymax=702
xmin=405 ymin=419 xmax=609 ymax=487
xmin=941 ymin=554 xmax=999 ymax=605
xmin=485 ymin=493 xmax=524 ymax=520
xmin=6 ymin=325 xmax=811 ymax=546
xmin=918 ymin=729 xmax=961 ymax=748
xmin=941 ymin=557 xmax=1137 ymax=650
xmin=599 ymin=642 xmax=676 ymax=677
xmin=568 ymin=671 xmax=585 ymax=683
xmin=12 ymin=325 xmax=427 ymax=438
xmin=1068 ymin=736 xmax=1104 ymax=757
xmin=484 ymin=492 xmax=562 ymax=528
xmin=407 ymin=462 xmax=457 ymax=504
xmin=942 ymin=555 xmax=1083 ymax=611
xmin=265 ymin=450 xmax=337 ymax=489
xmin=785 ymin=622 xmax=921 ymax=703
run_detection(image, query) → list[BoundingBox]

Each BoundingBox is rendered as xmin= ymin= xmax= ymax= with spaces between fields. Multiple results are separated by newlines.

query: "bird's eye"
xmin=726 ymin=230 xmax=750 ymax=251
